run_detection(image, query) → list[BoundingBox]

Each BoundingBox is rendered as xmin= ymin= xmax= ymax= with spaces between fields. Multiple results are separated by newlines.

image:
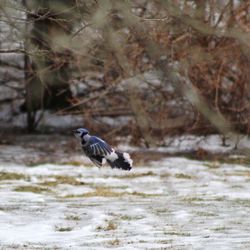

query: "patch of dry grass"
xmin=120 ymin=215 xmax=144 ymax=221
xmin=182 ymin=196 xmax=204 ymax=203
xmin=64 ymin=187 xmax=123 ymax=198
xmin=63 ymin=187 xmax=158 ymax=198
xmin=164 ymin=231 xmax=191 ymax=236
xmin=174 ymin=173 xmax=192 ymax=179
xmin=14 ymin=185 xmax=51 ymax=194
xmin=55 ymin=226 xmax=73 ymax=232
xmin=65 ymin=215 xmax=81 ymax=221
xmin=212 ymin=226 xmax=228 ymax=232
xmin=0 ymin=172 xmax=26 ymax=181
xmin=196 ymin=211 xmax=216 ymax=217
xmin=108 ymin=239 xmax=120 ymax=246
xmin=61 ymin=161 xmax=83 ymax=166
xmin=41 ymin=175 xmax=85 ymax=187
xmin=97 ymin=221 xmax=118 ymax=231
xmin=117 ymin=171 xmax=156 ymax=179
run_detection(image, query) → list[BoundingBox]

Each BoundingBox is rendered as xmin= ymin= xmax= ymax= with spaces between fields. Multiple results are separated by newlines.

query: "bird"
xmin=73 ymin=128 xmax=132 ymax=171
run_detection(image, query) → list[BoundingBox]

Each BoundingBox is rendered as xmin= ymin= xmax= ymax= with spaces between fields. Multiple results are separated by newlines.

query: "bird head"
xmin=73 ymin=128 xmax=89 ymax=139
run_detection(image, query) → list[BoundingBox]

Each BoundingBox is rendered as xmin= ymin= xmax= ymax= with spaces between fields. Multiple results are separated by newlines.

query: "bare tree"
xmin=0 ymin=0 xmax=249 ymax=143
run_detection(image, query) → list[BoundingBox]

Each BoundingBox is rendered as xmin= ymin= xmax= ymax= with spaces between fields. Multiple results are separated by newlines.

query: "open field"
xmin=0 ymin=153 xmax=249 ymax=249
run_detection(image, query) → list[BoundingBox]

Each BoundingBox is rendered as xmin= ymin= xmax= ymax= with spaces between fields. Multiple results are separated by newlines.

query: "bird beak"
xmin=72 ymin=130 xmax=77 ymax=133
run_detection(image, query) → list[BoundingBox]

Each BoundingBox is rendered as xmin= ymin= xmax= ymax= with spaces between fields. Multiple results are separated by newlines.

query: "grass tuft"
xmin=0 ymin=172 xmax=26 ymax=181
xmin=97 ymin=221 xmax=118 ymax=231
xmin=117 ymin=171 xmax=156 ymax=179
xmin=175 ymin=173 xmax=192 ymax=179
xmin=65 ymin=215 xmax=81 ymax=221
xmin=108 ymin=239 xmax=120 ymax=246
xmin=14 ymin=185 xmax=50 ymax=193
xmin=55 ymin=226 xmax=73 ymax=232
xmin=61 ymin=161 xmax=83 ymax=166
xmin=41 ymin=175 xmax=85 ymax=187
xmin=63 ymin=187 xmax=159 ymax=198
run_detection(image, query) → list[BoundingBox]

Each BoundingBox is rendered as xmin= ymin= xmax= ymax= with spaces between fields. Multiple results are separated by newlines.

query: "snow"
xmin=118 ymin=134 xmax=250 ymax=154
xmin=0 ymin=156 xmax=250 ymax=249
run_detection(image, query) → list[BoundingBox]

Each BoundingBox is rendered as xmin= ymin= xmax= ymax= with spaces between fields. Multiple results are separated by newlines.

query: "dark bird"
xmin=73 ymin=128 xmax=132 ymax=171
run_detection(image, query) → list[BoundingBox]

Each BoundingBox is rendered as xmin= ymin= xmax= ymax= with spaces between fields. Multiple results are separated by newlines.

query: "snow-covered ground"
xmin=0 ymin=157 xmax=250 ymax=249
xmin=118 ymin=134 xmax=250 ymax=154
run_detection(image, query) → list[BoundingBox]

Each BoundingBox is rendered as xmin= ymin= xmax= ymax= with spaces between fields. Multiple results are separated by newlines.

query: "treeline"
xmin=0 ymin=0 xmax=249 ymax=143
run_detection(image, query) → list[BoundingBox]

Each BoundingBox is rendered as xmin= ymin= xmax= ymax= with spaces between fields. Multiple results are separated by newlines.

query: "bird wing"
xmin=89 ymin=155 xmax=106 ymax=167
xmin=84 ymin=136 xmax=112 ymax=156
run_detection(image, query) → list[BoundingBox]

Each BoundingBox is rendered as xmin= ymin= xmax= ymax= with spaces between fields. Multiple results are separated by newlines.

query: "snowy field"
xmin=0 ymin=156 xmax=250 ymax=249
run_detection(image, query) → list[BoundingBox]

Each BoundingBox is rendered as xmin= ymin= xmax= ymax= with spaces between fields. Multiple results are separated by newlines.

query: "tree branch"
xmin=0 ymin=49 xmax=25 ymax=54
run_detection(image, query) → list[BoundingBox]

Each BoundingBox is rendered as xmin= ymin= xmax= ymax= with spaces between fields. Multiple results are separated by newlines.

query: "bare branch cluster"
xmin=0 ymin=0 xmax=249 ymax=145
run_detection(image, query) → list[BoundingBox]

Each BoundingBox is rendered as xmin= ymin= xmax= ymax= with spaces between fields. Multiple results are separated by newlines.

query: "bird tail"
xmin=106 ymin=151 xmax=133 ymax=171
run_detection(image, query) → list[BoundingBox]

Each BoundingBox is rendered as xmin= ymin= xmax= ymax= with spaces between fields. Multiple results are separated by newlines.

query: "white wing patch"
xmin=105 ymin=149 xmax=119 ymax=162
xmin=90 ymin=143 xmax=103 ymax=155
xmin=123 ymin=152 xmax=133 ymax=166
xmin=101 ymin=157 xmax=107 ymax=165
xmin=90 ymin=143 xmax=98 ymax=155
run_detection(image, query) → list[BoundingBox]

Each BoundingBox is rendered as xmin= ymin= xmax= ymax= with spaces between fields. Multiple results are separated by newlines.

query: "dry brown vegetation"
xmin=0 ymin=0 xmax=249 ymax=145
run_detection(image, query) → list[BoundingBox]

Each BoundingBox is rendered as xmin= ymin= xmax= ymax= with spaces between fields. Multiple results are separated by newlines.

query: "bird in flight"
xmin=73 ymin=128 xmax=132 ymax=171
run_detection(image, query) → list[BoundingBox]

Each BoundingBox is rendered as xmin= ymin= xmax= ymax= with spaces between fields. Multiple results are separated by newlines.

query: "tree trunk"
xmin=23 ymin=0 xmax=75 ymax=131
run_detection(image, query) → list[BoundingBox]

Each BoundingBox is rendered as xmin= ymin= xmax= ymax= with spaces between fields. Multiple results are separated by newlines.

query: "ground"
xmin=0 ymin=135 xmax=250 ymax=249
